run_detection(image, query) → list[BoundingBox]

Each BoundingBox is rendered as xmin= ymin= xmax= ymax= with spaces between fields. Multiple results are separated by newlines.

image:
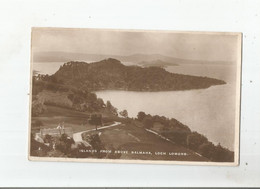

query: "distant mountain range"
xmin=33 ymin=51 xmax=233 ymax=66
xmin=50 ymin=58 xmax=226 ymax=91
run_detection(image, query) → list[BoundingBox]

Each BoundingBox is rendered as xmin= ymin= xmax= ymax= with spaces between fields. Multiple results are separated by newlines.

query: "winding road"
xmin=73 ymin=122 xmax=122 ymax=145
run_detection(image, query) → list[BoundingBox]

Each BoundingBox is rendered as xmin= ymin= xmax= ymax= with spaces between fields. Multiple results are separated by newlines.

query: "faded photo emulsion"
xmin=29 ymin=28 xmax=241 ymax=165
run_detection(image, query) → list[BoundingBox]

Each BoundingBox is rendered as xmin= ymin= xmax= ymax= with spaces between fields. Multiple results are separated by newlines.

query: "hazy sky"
xmin=32 ymin=28 xmax=240 ymax=62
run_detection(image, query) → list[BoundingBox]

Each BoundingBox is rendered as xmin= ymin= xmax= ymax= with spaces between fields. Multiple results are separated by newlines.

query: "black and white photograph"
xmin=29 ymin=28 xmax=241 ymax=165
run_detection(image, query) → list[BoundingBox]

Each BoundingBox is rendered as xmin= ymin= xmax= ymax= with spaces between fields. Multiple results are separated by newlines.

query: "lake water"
xmin=33 ymin=61 xmax=238 ymax=150
xmin=96 ymin=64 xmax=238 ymax=150
xmin=33 ymin=62 xmax=66 ymax=75
xmin=33 ymin=60 xmax=96 ymax=75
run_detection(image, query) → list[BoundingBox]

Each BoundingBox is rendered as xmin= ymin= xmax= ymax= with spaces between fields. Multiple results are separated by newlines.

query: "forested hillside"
xmin=49 ymin=58 xmax=226 ymax=91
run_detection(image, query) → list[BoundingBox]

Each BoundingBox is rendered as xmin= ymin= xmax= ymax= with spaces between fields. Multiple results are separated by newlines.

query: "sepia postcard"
xmin=29 ymin=28 xmax=241 ymax=165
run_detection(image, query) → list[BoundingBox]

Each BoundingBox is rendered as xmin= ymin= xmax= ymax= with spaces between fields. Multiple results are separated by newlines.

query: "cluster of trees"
xmin=106 ymin=101 xmax=118 ymax=116
xmin=119 ymin=109 xmax=128 ymax=118
xmin=55 ymin=59 xmax=127 ymax=90
xmin=67 ymin=90 xmax=105 ymax=112
xmin=186 ymin=132 xmax=234 ymax=162
xmin=136 ymin=111 xmax=234 ymax=162
xmin=31 ymin=129 xmax=123 ymax=159
xmin=55 ymin=134 xmax=75 ymax=155
xmin=31 ymin=76 xmax=72 ymax=115
xmin=32 ymin=75 xmax=118 ymax=115
xmin=30 ymin=133 xmax=75 ymax=157
xmin=32 ymin=76 xmax=68 ymax=96
xmin=30 ymin=133 xmax=50 ymax=157
xmin=30 ymin=132 xmax=114 ymax=159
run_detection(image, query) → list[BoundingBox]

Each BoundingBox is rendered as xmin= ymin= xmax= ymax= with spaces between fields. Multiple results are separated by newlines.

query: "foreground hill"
xmin=31 ymin=105 xmax=209 ymax=161
xmin=51 ymin=58 xmax=226 ymax=91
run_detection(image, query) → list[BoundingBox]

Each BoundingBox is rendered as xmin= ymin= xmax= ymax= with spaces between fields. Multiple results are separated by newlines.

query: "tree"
xmin=89 ymin=114 xmax=102 ymax=130
xmin=88 ymin=93 xmax=97 ymax=102
xmin=119 ymin=110 xmax=128 ymax=118
xmin=187 ymin=132 xmax=208 ymax=151
xmin=44 ymin=134 xmax=53 ymax=144
xmin=137 ymin=111 xmax=146 ymax=121
xmin=30 ymin=133 xmax=50 ymax=156
xmin=106 ymin=101 xmax=118 ymax=116
xmin=106 ymin=101 xmax=113 ymax=110
xmin=97 ymin=98 xmax=105 ymax=108
xmin=198 ymin=142 xmax=215 ymax=159
xmin=89 ymin=134 xmax=106 ymax=158
xmin=211 ymin=143 xmax=234 ymax=162
xmin=57 ymin=133 xmax=75 ymax=155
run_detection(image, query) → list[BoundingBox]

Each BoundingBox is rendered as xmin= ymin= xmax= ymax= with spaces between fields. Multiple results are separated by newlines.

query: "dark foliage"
xmin=44 ymin=134 xmax=53 ymax=143
xmin=106 ymin=100 xmax=118 ymax=115
xmin=56 ymin=134 xmax=75 ymax=155
xmin=89 ymin=134 xmax=106 ymax=158
xmin=30 ymin=134 xmax=50 ymax=157
xmin=52 ymin=59 xmax=226 ymax=92
xmin=119 ymin=109 xmax=128 ymax=118
xmin=89 ymin=114 xmax=103 ymax=130
xmin=137 ymin=111 xmax=146 ymax=121
xmin=31 ymin=75 xmax=106 ymax=113
xmin=187 ymin=132 xmax=209 ymax=151
xmin=138 ymin=112 xmax=234 ymax=162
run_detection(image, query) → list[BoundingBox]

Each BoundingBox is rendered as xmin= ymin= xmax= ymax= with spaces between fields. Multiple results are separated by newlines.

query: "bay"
xmin=96 ymin=64 xmax=238 ymax=150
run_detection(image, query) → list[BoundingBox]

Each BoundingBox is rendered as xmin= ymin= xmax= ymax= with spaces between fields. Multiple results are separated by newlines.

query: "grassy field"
xmin=31 ymin=105 xmax=96 ymax=133
xmin=84 ymin=123 xmax=209 ymax=161
xmin=31 ymin=105 xmax=121 ymax=134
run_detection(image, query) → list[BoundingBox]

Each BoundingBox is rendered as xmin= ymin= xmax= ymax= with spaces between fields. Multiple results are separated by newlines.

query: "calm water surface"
xmin=96 ymin=64 xmax=238 ymax=150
